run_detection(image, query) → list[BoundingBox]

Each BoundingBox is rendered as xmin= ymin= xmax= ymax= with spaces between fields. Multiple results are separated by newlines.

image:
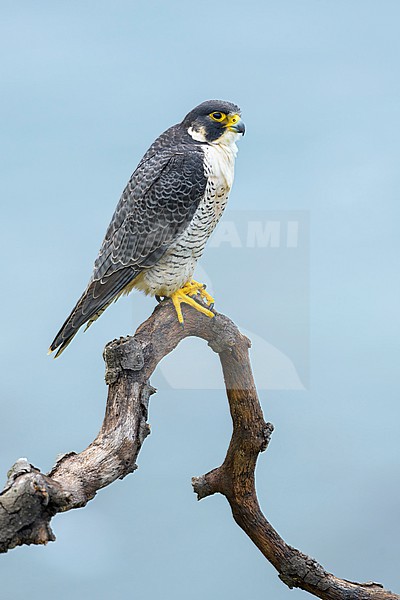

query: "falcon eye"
xmin=210 ymin=111 xmax=226 ymax=122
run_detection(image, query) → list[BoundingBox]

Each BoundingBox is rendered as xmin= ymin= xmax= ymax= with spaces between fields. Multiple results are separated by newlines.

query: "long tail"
xmin=49 ymin=267 xmax=138 ymax=357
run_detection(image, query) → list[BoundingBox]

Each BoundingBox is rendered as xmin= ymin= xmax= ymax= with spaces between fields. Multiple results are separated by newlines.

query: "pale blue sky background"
xmin=1 ymin=1 xmax=399 ymax=598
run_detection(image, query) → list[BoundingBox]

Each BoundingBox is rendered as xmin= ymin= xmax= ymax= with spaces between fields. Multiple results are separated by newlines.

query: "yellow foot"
xmin=170 ymin=280 xmax=215 ymax=325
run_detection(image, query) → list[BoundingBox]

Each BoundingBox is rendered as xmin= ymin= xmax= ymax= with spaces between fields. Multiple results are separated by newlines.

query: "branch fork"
xmin=0 ymin=300 xmax=397 ymax=600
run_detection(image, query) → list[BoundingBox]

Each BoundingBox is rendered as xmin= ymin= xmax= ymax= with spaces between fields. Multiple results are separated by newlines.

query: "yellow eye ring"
xmin=210 ymin=112 xmax=226 ymax=122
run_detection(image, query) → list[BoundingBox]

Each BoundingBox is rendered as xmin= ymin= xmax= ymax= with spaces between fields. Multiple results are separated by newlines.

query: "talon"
xmin=155 ymin=295 xmax=162 ymax=303
xmin=169 ymin=280 xmax=215 ymax=324
xmin=188 ymin=279 xmax=214 ymax=306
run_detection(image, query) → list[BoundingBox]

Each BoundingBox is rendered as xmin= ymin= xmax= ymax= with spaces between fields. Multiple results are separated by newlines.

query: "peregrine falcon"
xmin=49 ymin=100 xmax=245 ymax=357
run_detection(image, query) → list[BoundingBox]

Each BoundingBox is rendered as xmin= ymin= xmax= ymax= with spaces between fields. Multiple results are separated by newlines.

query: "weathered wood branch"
xmin=0 ymin=300 xmax=397 ymax=599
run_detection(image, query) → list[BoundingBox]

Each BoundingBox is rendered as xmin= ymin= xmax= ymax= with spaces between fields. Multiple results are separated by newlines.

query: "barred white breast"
xmin=135 ymin=136 xmax=239 ymax=297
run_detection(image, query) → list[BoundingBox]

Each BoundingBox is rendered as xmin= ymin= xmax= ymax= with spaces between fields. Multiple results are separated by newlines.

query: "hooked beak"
xmin=226 ymin=113 xmax=246 ymax=135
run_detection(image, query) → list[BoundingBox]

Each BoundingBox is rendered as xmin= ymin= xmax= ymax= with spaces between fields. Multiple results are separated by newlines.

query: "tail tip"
xmin=48 ymin=345 xmax=60 ymax=359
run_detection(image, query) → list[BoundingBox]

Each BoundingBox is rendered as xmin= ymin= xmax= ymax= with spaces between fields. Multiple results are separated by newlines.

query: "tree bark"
xmin=0 ymin=300 xmax=397 ymax=600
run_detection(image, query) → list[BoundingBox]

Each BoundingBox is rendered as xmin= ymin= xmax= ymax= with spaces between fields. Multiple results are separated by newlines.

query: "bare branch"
xmin=0 ymin=300 xmax=398 ymax=599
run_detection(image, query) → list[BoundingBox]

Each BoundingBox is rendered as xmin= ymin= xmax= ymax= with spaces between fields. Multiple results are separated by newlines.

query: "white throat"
xmin=203 ymin=138 xmax=238 ymax=190
xmin=211 ymin=129 xmax=239 ymax=157
xmin=187 ymin=126 xmax=241 ymax=190
xmin=187 ymin=126 xmax=241 ymax=156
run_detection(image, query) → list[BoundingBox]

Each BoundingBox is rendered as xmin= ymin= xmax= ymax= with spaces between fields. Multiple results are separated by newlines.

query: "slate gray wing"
xmin=93 ymin=148 xmax=207 ymax=280
xmin=49 ymin=148 xmax=207 ymax=356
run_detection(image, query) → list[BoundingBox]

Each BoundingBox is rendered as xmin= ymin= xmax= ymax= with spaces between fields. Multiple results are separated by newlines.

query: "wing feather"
xmin=50 ymin=137 xmax=207 ymax=356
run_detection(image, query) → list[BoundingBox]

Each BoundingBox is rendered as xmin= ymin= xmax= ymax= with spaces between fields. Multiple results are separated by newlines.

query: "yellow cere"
xmin=226 ymin=113 xmax=240 ymax=127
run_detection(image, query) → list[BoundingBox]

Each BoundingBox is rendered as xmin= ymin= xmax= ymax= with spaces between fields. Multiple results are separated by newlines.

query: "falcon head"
xmin=183 ymin=100 xmax=245 ymax=144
